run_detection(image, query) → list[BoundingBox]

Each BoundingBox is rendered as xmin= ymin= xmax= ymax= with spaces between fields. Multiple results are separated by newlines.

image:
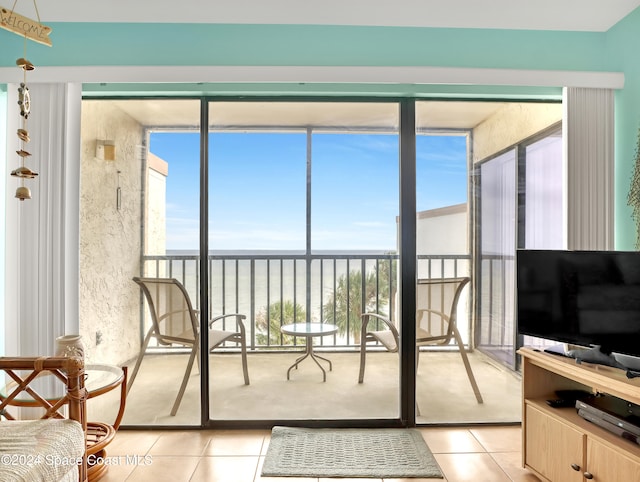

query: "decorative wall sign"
xmin=0 ymin=6 xmax=51 ymax=46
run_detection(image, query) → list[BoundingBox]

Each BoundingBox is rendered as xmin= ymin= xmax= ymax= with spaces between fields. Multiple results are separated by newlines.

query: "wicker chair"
xmin=0 ymin=356 xmax=88 ymax=482
xmin=128 ymin=277 xmax=250 ymax=416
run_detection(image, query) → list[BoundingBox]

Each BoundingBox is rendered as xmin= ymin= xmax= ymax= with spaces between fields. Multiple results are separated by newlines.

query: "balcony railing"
xmin=142 ymin=252 xmax=470 ymax=351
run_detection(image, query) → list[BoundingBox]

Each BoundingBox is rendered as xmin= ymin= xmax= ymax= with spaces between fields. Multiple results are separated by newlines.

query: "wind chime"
xmin=0 ymin=0 xmax=52 ymax=200
xmin=12 ymin=51 xmax=37 ymax=200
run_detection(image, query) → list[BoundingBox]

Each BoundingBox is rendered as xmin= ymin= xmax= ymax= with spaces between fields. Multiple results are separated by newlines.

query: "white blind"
xmin=4 ymin=83 xmax=81 ymax=356
xmin=563 ymin=87 xmax=614 ymax=250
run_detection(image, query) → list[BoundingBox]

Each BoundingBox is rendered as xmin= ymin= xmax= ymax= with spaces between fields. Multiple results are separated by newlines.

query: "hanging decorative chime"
xmin=1 ymin=0 xmax=53 ymax=201
xmin=12 ymin=53 xmax=37 ymax=200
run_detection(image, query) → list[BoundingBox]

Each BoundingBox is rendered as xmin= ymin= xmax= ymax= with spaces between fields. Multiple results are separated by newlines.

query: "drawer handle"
xmin=570 ymin=463 xmax=580 ymax=471
xmin=584 ymin=472 xmax=594 ymax=480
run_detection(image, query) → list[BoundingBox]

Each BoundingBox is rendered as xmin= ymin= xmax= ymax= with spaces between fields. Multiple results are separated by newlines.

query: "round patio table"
xmin=280 ymin=322 xmax=339 ymax=382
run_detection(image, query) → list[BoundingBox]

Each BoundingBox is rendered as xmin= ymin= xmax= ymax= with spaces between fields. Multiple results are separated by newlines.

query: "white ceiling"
xmin=27 ymin=0 xmax=640 ymax=32
xmin=98 ymin=99 xmax=531 ymax=130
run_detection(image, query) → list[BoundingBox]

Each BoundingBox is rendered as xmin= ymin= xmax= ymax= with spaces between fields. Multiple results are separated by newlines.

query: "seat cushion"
xmin=0 ymin=419 xmax=84 ymax=482
xmin=416 ymin=327 xmax=435 ymax=341
xmin=209 ymin=329 xmax=240 ymax=349
xmin=369 ymin=330 xmax=398 ymax=351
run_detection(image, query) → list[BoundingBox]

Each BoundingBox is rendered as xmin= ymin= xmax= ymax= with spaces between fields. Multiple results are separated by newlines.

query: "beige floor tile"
xmin=204 ymin=429 xmax=269 ymax=456
xmin=490 ymin=452 xmax=541 ymax=481
xmin=469 ymin=426 xmax=522 ymax=453
xmin=255 ymin=456 xmax=318 ymax=482
xmin=434 ymin=453 xmax=511 ymax=482
xmin=419 ymin=427 xmax=486 ymax=453
xmin=319 ymin=479 xmax=382 ymax=482
xmin=125 ymin=455 xmax=200 ymax=482
xmin=92 ymin=460 xmax=137 ymax=482
xmin=106 ymin=429 xmax=163 ymax=456
xmin=82 ymin=428 xmax=533 ymax=481
xmin=147 ymin=430 xmax=213 ymax=456
xmin=383 ymin=478 xmax=447 ymax=482
xmin=262 ymin=433 xmax=271 ymax=455
xmin=189 ymin=455 xmax=260 ymax=482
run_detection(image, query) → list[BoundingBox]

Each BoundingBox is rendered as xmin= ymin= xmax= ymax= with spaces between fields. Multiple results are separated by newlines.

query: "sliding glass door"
xmin=476 ymin=124 xmax=563 ymax=369
xmin=80 ymin=97 xmax=559 ymax=427
xmin=207 ymin=101 xmax=401 ymax=422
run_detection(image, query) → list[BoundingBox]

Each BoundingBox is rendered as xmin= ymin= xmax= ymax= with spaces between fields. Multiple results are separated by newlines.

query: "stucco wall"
xmin=472 ymin=103 xmax=563 ymax=163
xmin=79 ymin=101 xmax=143 ymax=365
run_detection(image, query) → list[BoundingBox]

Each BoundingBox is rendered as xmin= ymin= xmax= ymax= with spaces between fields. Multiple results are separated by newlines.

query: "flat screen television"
xmin=516 ymin=249 xmax=640 ymax=368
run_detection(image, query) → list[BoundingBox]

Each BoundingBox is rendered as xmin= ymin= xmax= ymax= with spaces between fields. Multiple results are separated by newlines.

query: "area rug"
xmin=262 ymin=426 xmax=443 ymax=478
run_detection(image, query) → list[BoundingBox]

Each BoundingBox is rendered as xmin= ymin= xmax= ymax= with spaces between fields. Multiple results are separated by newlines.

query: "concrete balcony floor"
xmin=89 ymin=350 xmax=521 ymax=427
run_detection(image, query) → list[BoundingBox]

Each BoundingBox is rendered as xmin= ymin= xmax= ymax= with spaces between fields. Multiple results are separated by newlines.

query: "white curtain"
xmin=478 ymin=149 xmax=517 ymax=354
xmin=563 ymin=87 xmax=614 ymax=250
xmin=525 ymin=133 xmax=564 ymax=249
xmin=4 ymin=83 xmax=81 ymax=356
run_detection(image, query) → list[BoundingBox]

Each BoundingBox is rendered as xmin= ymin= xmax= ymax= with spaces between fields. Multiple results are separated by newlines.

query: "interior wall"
xmin=0 ymin=23 xmax=611 ymax=72
xmin=79 ymin=102 xmax=143 ymax=365
xmin=606 ymin=7 xmax=640 ymax=250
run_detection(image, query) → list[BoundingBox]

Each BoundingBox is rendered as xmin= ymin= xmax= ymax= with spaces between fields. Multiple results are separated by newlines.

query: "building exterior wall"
xmin=79 ymin=101 xmax=143 ymax=365
xmin=417 ymin=204 xmax=467 ymax=256
xmin=472 ymin=102 xmax=563 ymax=163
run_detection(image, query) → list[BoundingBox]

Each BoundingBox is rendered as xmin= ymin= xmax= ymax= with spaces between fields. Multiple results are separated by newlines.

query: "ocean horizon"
xmin=164 ymin=249 xmax=398 ymax=256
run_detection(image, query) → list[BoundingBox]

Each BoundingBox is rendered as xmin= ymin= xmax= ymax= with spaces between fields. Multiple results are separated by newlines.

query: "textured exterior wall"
xmin=79 ymin=101 xmax=143 ymax=365
xmin=472 ymin=103 xmax=562 ymax=163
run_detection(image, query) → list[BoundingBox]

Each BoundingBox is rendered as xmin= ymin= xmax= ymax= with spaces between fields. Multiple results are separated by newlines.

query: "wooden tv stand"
xmin=519 ymin=347 xmax=640 ymax=481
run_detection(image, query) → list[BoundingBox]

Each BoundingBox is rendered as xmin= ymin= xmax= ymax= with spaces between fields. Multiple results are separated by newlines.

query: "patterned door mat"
xmin=262 ymin=426 xmax=443 ymax=478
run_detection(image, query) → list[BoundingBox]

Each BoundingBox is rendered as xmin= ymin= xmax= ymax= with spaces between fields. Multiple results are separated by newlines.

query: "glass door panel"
xmin=477 ymin=125 xmax=564 ymax=366
xmin=80 ymin=99 xmax=202 ymax=426
xmin=415 ymin=101 xmax=472 ymax=423
xmin=207 ymin=101 xmax=400 ymax=421
xmin=477 ymin=149 xmax=517 ymax=367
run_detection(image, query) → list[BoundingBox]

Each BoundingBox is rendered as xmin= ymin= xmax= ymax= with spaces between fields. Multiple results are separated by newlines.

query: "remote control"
xmin=546 ymin=398 xmax=576 ymax=408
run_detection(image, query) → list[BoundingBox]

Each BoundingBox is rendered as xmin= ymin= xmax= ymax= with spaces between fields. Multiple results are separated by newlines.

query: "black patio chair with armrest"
xmin=358 ymin=276 xmax=482 ymax=404
xmin=128 ymin=277 xmax=250 ymax=416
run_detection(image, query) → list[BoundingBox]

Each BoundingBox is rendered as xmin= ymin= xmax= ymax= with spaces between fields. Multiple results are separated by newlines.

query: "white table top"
xmin=280 ymin=322 xmax=338 ymax=337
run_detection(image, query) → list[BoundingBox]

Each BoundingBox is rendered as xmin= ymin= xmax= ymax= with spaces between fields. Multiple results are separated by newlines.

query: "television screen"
xmin=516 ymin=249 xmax=640 ymax=359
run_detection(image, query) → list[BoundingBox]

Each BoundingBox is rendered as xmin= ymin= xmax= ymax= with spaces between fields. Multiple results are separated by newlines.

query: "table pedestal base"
xmin=287 ymin=343 xmax=333 ymax=382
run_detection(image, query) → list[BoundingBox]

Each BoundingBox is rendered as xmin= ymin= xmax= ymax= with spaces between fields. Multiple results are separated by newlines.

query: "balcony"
xmin=84 ymin=253 xmax=521 ymax=426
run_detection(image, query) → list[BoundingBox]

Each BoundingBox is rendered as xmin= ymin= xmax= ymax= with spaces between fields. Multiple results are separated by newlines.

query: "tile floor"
xmin=98 ymin=425 xmax=541 ymax=482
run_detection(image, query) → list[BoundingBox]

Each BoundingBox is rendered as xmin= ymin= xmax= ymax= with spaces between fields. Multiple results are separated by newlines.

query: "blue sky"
xmin=150 ymin=131 xmax=467 ymax=251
